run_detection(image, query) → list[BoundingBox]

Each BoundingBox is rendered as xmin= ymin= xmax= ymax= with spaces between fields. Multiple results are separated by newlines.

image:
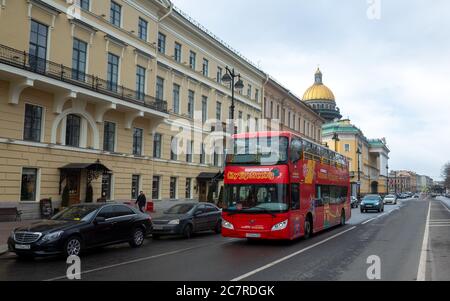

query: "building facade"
xmin=0 ymin=0 xmax=267 ymax=218
xmin=322 ymin=119 xmax=390 ymax=197
xmin=389 ymin=170 xmax=424 ymax=193
xmin=264 ymin=78 xmax=324 ymax=143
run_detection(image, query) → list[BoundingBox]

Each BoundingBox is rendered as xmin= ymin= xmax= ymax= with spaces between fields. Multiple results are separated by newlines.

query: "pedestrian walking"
xmin=135 ymin=191 xmax=147 ymax=213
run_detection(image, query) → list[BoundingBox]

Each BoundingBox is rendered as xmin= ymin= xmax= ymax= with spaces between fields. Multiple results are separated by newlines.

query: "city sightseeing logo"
xmin=226 ymin=168 xmax=280 ymax=181
xmin=66 ymin=0 xmax=82 ymax=20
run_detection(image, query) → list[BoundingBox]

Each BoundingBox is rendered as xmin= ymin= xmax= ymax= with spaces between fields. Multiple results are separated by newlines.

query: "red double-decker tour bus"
xmin=221 ymin=131 xmax=351 ymax=240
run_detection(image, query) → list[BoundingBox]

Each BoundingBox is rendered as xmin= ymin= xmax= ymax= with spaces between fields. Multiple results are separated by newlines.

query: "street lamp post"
xmin=356 ymin=147 xmax=362 ymax=200
xmin=221 ymin=66 xmax=244 ymax=128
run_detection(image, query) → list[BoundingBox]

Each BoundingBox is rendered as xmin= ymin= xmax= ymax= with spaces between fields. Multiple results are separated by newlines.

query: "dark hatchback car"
xmin=8 ymin=203 xmax=152 ymax=259
xmin=152 ymin=203 xmax=222 ymax=239
xmin=360 ymin=195 xmax=384 ymax=213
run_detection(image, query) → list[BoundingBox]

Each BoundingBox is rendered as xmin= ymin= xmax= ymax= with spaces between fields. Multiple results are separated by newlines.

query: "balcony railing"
xmin=0 ymin=44 xmax=168 ymax=113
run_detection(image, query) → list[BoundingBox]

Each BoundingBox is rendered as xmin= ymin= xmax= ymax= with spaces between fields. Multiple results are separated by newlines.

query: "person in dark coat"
xmin=135 ymin=191 xmax=147 ymax=213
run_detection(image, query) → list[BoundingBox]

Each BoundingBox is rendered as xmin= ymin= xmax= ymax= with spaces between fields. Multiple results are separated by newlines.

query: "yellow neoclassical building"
xmin=0 ymin=0 xmax=268 ymax=218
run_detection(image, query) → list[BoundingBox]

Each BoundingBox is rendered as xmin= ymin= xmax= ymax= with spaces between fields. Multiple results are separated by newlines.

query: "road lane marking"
xmin=417 ymin=202 xmax=431 ymax=281
xmin=44 ymin=238 xmax=239 ymax=281
xmin=362 ymin=218 xmax=377 ymax=225
xmin=230 ymin=226 xmax=356 ymax=281
xmin=439 ymin=202 xmax=450 ymax=213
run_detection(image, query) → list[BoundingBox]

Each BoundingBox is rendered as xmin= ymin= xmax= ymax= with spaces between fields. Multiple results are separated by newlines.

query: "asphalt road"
xmin=0 ymin=196 xmax=449 ymax=281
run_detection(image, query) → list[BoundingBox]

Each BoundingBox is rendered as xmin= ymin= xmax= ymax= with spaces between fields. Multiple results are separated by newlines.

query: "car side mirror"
xmin=94 ymin=216 xmax=106 ymax=224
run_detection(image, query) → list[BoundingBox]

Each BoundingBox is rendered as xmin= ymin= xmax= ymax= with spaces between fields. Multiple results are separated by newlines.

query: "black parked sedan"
xmin=151 ymin=202 xmax=222 ymax=239
xmin=8 ymin=203 xmax=152 ymax=259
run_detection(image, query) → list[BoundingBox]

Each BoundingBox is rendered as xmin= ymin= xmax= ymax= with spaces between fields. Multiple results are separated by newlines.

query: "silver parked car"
xmin=383 ymin=194 xmax=397 ymax=205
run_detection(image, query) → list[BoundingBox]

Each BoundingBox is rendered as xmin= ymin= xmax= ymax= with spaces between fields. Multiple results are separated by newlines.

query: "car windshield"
xmin=224 ymin=184 xmax=289 ymax=212
xmin=52 ymin=205 xmax=99 ymax=221
xmin=363 ymin=195 xmax=379 ymax=201
xmin=226 ymin=137 xmax=289 ymax=166
xmin=165 ymin=204 xmax=196 ymax=214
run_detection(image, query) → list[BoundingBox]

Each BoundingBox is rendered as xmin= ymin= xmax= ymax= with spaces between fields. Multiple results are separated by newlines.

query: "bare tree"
xmin=442 ymin=162 xmax=450 ymax=189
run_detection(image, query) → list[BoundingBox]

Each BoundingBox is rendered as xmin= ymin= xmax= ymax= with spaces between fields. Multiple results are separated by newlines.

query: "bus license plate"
xmin=15 ymin=244 xmax=31 ymax=250
xmin=246 ymin=233 xmax=261 ymax=238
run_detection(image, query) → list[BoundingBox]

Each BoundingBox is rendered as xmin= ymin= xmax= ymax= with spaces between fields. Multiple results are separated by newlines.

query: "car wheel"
xmin=183 ymin=224 xmax=193 ymax=239
xmin=65 ymin=236 xmax=82 ymax=257
xmin=304 ymin=217 xmax=312 ymax=239
xmin=214 ymin=221 xmax=222 ymax=234
xmin=129 ymin=227 xmax=145 ymax=248
xmin=360 ymin=209 xmax=364 ymax=213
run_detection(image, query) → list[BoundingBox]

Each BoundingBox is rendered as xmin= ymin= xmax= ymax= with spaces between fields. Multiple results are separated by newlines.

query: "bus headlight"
xmin=222 ymin=220 xmax=234 ymax=230
xmin=272 ymin=220 xmax=288 ymax=231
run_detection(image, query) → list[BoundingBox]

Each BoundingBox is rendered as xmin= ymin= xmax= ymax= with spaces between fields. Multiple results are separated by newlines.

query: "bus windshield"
xmin=226 ymin=136 xmax=289 ymax=166
xmin=224 ymin=184 xmax=289 ymax=213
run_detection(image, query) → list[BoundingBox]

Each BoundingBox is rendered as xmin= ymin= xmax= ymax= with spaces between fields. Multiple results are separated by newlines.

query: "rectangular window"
xmin=110 ymin=1 xmax=122 ymax=27
xmin=174 ymin=42 xmax=182 ymax=63
xmin=199 ymin=143 xmax=205 ymax=164
xmin=138 ymin=18 xmax=148 ymax=41
xmin=131 ymin=175 xmax=140 ymax=199
xmin=172 ymin=84 xmax=180 ymax=114
xmin=189 ymin=51 xmax=196 ymax=70
xmin=247 ymin=84 xmax=252 ymax=98
xmin=186 ymin=140 xmax=193 ymax=162
xmin=78 ymin=0 xmax=90 ymax=10
xmin=345 ymin=144 xmax=350 ymax=152
xmin=107 ymin=53 xmax=119 ymax=92
xmin=171 ymin=136 xmax=178 ymax=161
xmin=185 ymin=178 xmax=192 ymax=199
xmin=72 ymin=38 xmax=87 ymax=81
xmin=188 ymin=90 xmax=194 ymax=118
xmin=23 ymin=104 xmax=43 ymax=142
xmin=66 ymin=114 xmax=81 ymax=147
xmin=202 ymin=96 xmax=208 ymax=123
xmin=202 ymin=58 xmax=209 ymax=76
xmin=133 ymin=128 xmax=143 ymax=156
xmin=217 ymin=67 xmax=222 ymax=83
xmin=29 ymin=20 xmax=48 ymax=73
xmin=101 ymin=174 xmax=112 ymax=200
xmin=103 ymin=121 xmax=116 ymax=152
xmin=158 ymin=32 xmax=166 ymax=54
xmin=156 ymin=76 xmax=164 ymax=101
xmin=152 ymin=176 xmax=160 ymax=200
xmin=153 ymin=133 xmax=162 ymax=158
xmin=21 ymin=168 xmax=38 ymax=201
xmin=136 ymin=65 xmax=146 ymax=100
xmin=170 ymin=177 xmax=177 ymax=199
xmin=216 ymin=102 xmax=222 ymax=121
xmin=255 ymin=89 xmax=259 ymax=102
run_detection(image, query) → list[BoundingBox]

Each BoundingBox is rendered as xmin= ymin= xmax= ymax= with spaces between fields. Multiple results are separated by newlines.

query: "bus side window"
xmin=315 ymin=185 xmax=323 ymax=207
xmin=291 ymin=184 xmax=300 ymax=210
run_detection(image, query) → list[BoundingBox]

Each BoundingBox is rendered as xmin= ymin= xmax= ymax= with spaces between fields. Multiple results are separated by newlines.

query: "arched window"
xmin=66 ymin=114 xmax=81 ymax=147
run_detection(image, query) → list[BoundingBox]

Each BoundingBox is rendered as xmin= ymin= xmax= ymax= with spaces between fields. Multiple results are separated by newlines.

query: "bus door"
xmin=290 ymin=183 xmax=302 ymax=238
xmin=314 ymin=185 xmax=326 ymax=231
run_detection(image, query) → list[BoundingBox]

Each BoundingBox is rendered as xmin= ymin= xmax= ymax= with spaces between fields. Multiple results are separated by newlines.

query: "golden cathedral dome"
xmin=302 ymin=68 xmax=335 ymax=102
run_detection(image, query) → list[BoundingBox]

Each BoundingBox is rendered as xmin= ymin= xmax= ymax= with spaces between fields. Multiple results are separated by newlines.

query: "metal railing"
xmin=0 ymin=44 xmax=168 ymax=113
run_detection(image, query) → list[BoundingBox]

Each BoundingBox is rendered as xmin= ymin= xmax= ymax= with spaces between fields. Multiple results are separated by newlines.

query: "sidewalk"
xmin=0 ymin=219 xmax=41 ymax=256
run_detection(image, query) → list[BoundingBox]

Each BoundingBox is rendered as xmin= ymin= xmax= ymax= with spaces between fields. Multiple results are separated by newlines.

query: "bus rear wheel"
xmin=304 ymin=217 xmax=312 ymax=239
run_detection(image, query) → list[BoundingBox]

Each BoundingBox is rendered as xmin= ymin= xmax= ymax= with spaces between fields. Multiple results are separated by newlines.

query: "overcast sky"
xmin=172 ymin=0 xmax=450 ymax=180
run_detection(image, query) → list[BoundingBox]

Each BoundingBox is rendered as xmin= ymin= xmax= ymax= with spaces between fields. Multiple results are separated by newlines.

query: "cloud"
xmin=172 ymin=0 xmax=450 ymax=179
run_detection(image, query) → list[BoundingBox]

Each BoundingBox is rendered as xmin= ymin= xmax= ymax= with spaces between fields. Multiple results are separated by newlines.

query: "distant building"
xmin=322 ymin=119 xmax=390 ymax=197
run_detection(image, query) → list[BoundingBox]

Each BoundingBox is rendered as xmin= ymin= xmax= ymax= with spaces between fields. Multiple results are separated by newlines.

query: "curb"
xmin=0 ymin=244 xmax=8 ymax=256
